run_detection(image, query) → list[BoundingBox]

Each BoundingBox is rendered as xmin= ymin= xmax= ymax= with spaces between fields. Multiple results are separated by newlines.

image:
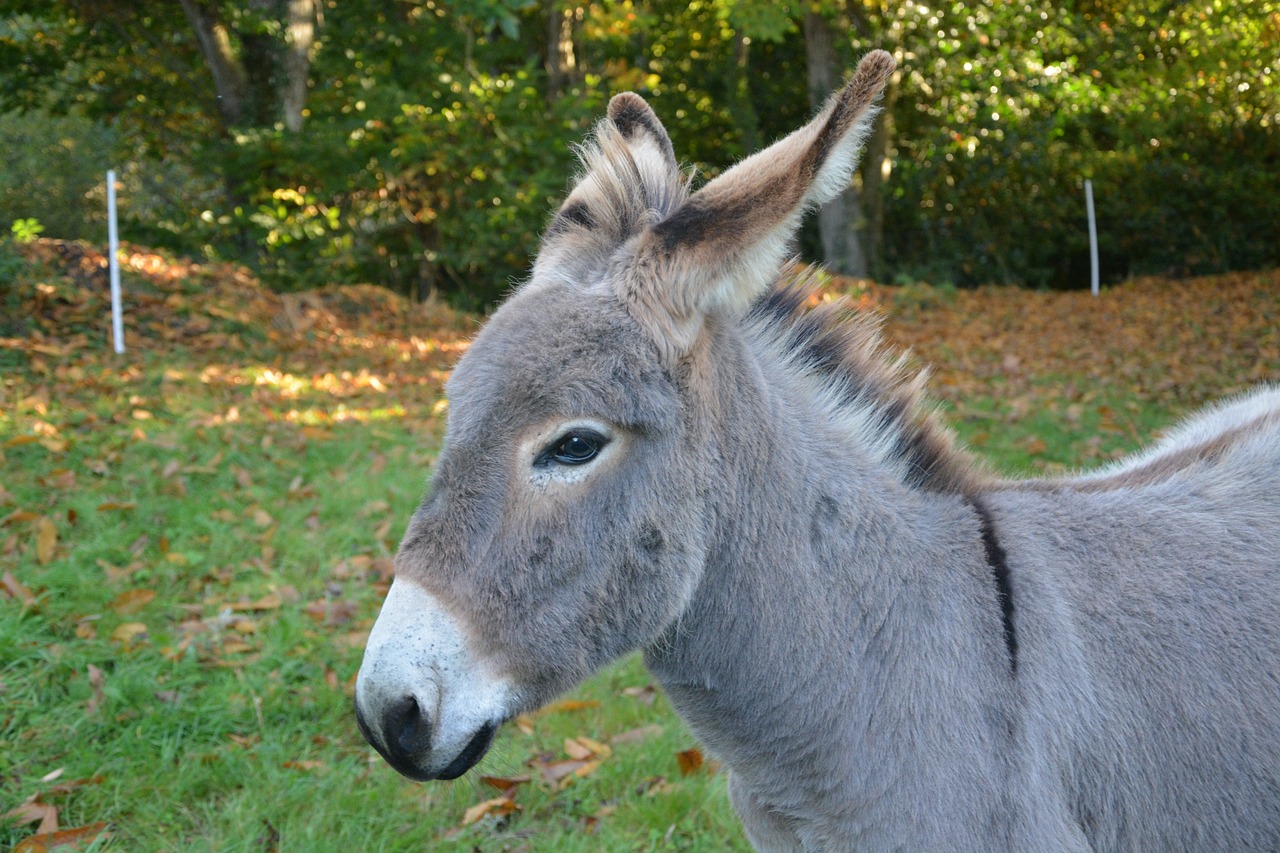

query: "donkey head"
xmin=355 ymin=50 xmax=895 ymax=781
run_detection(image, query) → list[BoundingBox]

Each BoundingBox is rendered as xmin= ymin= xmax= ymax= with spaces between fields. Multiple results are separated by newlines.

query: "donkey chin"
xmin=353 ymin=578 xmax=516 ymax=781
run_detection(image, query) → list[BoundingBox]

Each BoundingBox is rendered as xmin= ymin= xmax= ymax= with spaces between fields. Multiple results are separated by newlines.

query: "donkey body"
xmin=355 ymin=51 xmax=1280 ymax=851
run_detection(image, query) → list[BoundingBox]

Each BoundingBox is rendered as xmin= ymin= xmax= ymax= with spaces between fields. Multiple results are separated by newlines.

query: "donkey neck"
xmin=644 ymin=321 xmax=1017 ymax=829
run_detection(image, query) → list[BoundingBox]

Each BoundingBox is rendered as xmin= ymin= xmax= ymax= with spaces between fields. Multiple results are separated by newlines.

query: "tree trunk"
xmin=544 ymin=0 xmax=578 ymax=101
xmin=282 ymin=0 xmax=316 ymax=133
xmin=804 ymin=10 xmax=868 ymax=277
xmin=178 ymin=0 xmax=249 ymax=129
xmin=861 ymin=67 xmax=898 ymax=275
xmin=730 ymin=31 xmax=762 ymax=154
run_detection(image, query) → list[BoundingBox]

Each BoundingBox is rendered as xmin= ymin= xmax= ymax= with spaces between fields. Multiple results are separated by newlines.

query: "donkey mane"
xmin=745 ymin=272 xmax=988 ymax=494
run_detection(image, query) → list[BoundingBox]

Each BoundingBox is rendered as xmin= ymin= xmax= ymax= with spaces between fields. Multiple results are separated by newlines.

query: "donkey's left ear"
xmin=619 ymin=50 xmax=896 ymax=359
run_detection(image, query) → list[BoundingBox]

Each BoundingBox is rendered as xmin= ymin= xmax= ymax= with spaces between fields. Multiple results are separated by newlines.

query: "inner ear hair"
xmin=619 ymin=50 xmax=897 ymax=362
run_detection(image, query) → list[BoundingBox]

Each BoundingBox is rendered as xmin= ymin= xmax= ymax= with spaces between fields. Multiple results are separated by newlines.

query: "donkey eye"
xmin=540 ymin=430 xmax=608 ymax=467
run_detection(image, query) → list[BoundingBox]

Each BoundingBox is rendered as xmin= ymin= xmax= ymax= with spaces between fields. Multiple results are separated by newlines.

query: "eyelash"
xmin=536 ymin=429 xmax=609 ymax=467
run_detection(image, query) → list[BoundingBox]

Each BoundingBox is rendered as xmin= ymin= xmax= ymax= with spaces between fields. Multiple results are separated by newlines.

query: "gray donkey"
xmin=355 ymin=50 xmax=1280 ymax=851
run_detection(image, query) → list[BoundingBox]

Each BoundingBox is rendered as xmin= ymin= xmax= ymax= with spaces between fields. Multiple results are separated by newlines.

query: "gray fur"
xmin=358 ymin=51 xmax=1280 ymax=851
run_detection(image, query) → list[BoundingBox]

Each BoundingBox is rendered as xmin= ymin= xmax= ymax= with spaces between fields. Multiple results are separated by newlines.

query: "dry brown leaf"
xmin=229 ymin=593 xmax=281 ymax=612
xmin=675 ymin=748 xmax=704 ymax=775
xmin=563 ymin=738 xmax=593 ymax=761
xmin=109 ymin=588 xmax=156 ymax=614
xmin=545 ymin=698 xmax=599 ymax=714
xmin=2 ymin=509 xmax=40 ymax=526
xmin=4 ymin=800 xmax=58 ymax=834
xmin=532 ymin=758 xmax=588 ymax=785
xmin=611 ymin=724 xmax=664 ymax=746
xmin=110 ymin=622 xmax=148 ymax=647
xmin=96 ymin=502 xmax=137 ymax=512
xmin=563 ymin=736 xmax=611 ymax=761
xmin=13 ymin=822 xmax=111 ymax=852
xmin=460 ymin=796 xmax=519 ymax=826
xmin=35 ymin=516 xmax=56 ymax=564
xmin=480 ymin=775 xmax=530 ymax=793
xmin=2 ymin=570 xmax=36 ymax=605
xmin=621 ymin=684 xmax=659 ymax=705
xmin=86 ymin=665 xmax=105 ymax=713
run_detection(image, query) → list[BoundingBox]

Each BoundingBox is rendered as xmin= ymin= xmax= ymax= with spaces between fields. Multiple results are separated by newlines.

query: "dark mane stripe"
xmin=746 ymin=272 xmax=985 ymax=494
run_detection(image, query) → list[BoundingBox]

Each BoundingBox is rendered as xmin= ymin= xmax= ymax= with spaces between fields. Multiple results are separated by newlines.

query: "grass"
xmin=2 ymin=242 xmax=1278 ymax=850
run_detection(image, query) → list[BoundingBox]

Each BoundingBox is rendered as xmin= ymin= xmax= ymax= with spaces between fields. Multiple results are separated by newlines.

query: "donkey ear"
xmin=533 ymin=92 xmax=684 ymax=287
xmin=619 ymin=50 xmax=896 ymax=358
xmin=606 ymin=92 xmax=679 ymax=180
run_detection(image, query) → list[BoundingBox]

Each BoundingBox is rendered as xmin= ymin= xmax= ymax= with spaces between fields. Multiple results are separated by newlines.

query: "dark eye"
xmin=539 ymin=430 xmax=608 ymax=467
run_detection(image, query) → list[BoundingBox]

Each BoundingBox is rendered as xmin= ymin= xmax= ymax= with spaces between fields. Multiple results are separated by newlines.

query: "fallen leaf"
xmin=12 ymin=821 xmax=110 ymax=852
xmin=86 ymin=665 xmax=105 ymax=712
xmin=676 ymin=748 xmax=704 ymax=775
xmin=480 ymin=775 xmax=530 ymax=793
xmin=545 ymin=698 xmax=599 ymax=714
xmin=622 ymin=684 xmax=659 ymax=705
xmin=611 ymin=724 xmax=664 ymax=746
xmin=282 ymin=760 xmax=323 ymax=772
xmin=2 ymin=509 xmax=40 ymax=526
xmin=109 ymin=588 xmax=156 ymax=614
xmin=35 ymin=517 xmax=56 ymax=564
xmin=110 ymin=622 xmax=148 ymax=647
xmin=96 ymin=502 xmax=137 ymax=512
xmin=460 ymin=796 xmax=519 ymax=826
xmin=229 ymin=593 xmax=281 ymax=612
xmin=4 ymin=800 xmax=58 ymax=834
xmin=2 ymin=570 xmax=36 ymax=605
xmin=563 ymin=736 xmax=611 ymax=761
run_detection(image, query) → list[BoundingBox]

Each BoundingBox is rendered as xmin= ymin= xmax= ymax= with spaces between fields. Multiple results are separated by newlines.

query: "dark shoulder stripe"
xmin=970 ymin=496 xmax=1018 ymax=675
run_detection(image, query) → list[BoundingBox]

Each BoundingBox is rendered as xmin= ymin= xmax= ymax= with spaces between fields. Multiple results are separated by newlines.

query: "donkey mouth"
xmin=435 ymin=721 xmax=498 ymax=780
xmin=370 ymin=720 xmax=499 ymax=782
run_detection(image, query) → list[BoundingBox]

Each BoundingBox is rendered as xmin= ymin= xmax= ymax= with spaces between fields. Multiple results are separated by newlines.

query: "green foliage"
xmin=0 ymin=111 xmax=115 ymax=241
xmin=10 ymin=217 xmax=43 ymax=243
xmin=883 ymin=0 xmax=1280 ymax=287
xmin=0 ymin=0 xmax=1275 ymax=300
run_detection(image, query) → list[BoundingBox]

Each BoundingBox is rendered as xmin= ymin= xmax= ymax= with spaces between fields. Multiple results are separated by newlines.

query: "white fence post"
xmin=1085 ymin=179 xmax=1099 ymax=297
xmin=107 ymin=169 xmax=124 ymax=353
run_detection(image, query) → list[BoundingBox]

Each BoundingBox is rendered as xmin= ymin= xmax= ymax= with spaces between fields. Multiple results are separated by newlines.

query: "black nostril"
xmin=386 ymin=695 xmax=432 ymax=757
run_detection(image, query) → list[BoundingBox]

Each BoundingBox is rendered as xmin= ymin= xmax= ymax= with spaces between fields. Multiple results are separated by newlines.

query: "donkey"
xmin=355 ymin=50 xmax=1280 ymax=851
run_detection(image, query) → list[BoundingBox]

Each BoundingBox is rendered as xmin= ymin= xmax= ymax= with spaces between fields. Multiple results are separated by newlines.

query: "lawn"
xmin=2 ymin=240 xmax=1278 ymax=851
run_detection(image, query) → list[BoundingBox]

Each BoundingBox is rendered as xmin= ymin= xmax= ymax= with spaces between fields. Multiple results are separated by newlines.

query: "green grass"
xmin=944 ymin=376 xmax=1180 ymax=478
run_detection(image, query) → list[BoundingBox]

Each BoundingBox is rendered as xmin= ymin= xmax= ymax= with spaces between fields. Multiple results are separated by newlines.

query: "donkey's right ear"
xmin=605 ymin=92 xmax=679 ymax=181
xmin=533 ymin=92 xmax=684 ymax=286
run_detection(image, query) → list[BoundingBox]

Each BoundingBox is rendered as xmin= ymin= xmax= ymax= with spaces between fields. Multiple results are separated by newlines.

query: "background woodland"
xmin=2 ymin=1 xmax=1278 ymax=307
